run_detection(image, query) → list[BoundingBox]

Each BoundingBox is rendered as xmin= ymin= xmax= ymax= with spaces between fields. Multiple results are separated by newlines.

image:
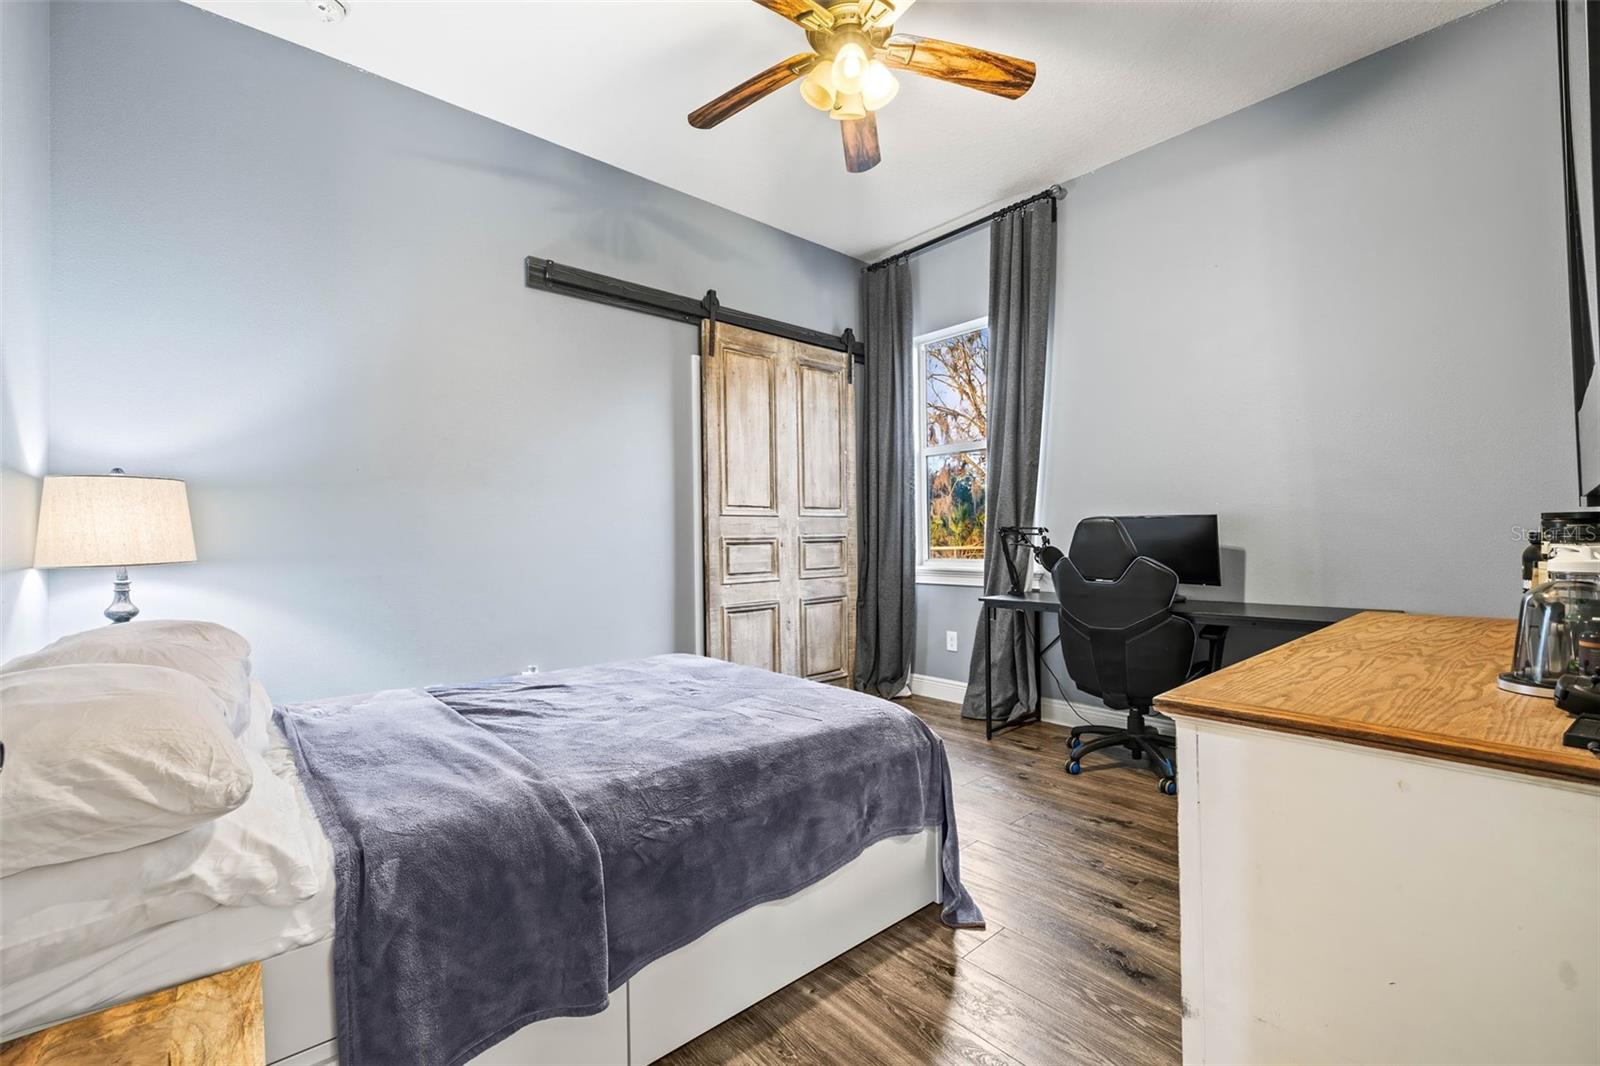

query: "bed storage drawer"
xmin=262 ymin=940 xmax=337 ymax=1064
xmin=464 ymin=996 xmax=627 ymax=1066
xmin=264 ymin=998 xmax=629 ymax=1066
xmin=270 ymin=1039 xmax=337 ymax=1066
xmin=627 ymin=828 xmax=940 ymax=1065
xmin=262 ymin=939 xmax=629 ymax=1066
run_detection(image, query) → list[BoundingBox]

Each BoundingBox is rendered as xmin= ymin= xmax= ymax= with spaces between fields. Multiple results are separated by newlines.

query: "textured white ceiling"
xmin=183 ymin=0 xmax=1493 ymax=259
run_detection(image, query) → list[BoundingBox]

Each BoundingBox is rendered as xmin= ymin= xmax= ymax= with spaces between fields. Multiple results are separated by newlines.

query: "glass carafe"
xmin=1501 ymin=545 xmax=1600 ymax=696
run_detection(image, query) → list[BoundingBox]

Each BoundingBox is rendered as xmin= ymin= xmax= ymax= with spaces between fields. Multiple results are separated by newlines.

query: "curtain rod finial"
xmin=525 ymin=257 xmax=554 ymax=288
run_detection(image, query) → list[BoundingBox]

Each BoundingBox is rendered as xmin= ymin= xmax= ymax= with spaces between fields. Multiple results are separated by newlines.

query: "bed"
xmin=6 ymin=826 xmax=940 ymax=1066
xmin=1 ymin=644 xmax=978 ymax=1066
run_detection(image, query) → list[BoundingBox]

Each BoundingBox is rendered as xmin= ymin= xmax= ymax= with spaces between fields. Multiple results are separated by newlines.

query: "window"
xmin=916 ymin=318 xmax=989 ymax=583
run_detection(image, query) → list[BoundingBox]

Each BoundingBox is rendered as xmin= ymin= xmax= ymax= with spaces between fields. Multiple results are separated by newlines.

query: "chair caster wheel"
xmin=1158 ymin=777 xmax=1177 ymax=796
xmin=1066 ymin=759 xmax=1083 ymax=775
xmin=1068 ymin=735 xmax=1082 ymax=750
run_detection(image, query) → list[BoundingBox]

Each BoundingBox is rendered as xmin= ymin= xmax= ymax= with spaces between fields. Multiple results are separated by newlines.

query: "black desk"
xmin=977 ymin=591 xmax=1368 ymax=739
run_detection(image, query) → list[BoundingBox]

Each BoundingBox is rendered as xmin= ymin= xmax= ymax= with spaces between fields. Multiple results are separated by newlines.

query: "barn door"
xmin=702 ymin=321 xmax=856 ymax=682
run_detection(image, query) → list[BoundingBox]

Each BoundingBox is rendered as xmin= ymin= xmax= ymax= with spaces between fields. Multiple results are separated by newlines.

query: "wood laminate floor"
xmin=662 ymin=695 xmax=1182 ymax=1066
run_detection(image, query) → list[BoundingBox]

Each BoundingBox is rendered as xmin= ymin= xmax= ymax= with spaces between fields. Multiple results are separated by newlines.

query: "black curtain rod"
xmin=524 ymin=257 xmax=864 ymax=361
xmin=862 ymin=184 xmax=1066 ymax=273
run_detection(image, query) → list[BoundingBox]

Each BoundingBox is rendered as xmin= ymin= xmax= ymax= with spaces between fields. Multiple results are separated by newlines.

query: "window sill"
xmin=915 ymin=566 xmax=1051 ymax=590
xmin=916 ymin=566 xmax=986 ymax=588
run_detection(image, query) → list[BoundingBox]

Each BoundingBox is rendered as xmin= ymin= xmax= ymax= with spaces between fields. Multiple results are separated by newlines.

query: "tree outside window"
xmin=917 ymin=320 xmax=989 ymax=567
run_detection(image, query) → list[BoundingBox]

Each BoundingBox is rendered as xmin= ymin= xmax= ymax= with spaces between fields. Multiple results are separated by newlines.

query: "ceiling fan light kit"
xmin=800 ymin=59 xmax=837 ymax=110
xmin=688 ymin=0 xmax=1036 ymax=173
xmin=830 ymin=92 xmax=867 ymax=122
xmin=861 ymin=60 xmax=899 ymax=111
xmin=829 ymin=36 xmax=871 ymax=93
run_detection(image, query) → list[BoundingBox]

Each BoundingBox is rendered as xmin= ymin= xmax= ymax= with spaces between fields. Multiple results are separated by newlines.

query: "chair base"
xmin=1065 ymin=710 xmax=1177 ymax=795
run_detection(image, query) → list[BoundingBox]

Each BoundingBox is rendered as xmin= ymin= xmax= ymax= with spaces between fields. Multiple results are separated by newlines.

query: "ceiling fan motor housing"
xmin=806 ymin=15 xmax=890 ymax=60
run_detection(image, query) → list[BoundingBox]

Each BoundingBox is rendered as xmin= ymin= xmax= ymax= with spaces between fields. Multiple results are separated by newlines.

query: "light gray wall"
xmin=46 ymin=0 xmax=859 ymax=700
xmin=0 ymin=0 xmax=50 ymax=661
xmin=915 ymin=0 xmax=1573 ymax=690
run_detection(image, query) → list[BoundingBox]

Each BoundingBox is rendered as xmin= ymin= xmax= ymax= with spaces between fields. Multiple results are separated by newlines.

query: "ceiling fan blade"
xmin=688 ymin=54 xmax=818 ymax=130
xmin=841 ymin=114 xmax=881 ymax=173
xmin=881 ymin=34 xmax=1036 ymax=99
xmin=861 ymin=0 xmax=917 ymax=30
xmin=751 ymin=0 xmax=833 ymax=31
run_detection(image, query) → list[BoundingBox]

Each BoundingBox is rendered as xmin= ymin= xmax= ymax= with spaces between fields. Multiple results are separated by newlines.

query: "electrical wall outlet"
xmin=945 ymin=631 xmax=959 ymax=653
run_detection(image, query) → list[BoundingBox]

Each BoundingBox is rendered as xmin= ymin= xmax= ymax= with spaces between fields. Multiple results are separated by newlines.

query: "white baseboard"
xmin=908 ymin=673 xmax=1174 ymax=735
xmin=906 ymin=673 xmax=967 ymax=705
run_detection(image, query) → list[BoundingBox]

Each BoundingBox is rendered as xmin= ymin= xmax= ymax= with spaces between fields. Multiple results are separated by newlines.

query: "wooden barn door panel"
xmin=792 ymin=353 xmax=854 ymax=683
xmin=702 ymin=324 xmax=791 ymax=672
xmin=702 ymin=323 xmax=855 ymax=681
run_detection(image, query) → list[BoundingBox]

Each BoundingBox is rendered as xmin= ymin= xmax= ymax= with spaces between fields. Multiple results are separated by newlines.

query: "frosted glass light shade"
xmin=831 ymin=42 xmax=868 ymax=93
xmin=34 ymin=474 xmax=197 ymax=568
xmin=800 ymin=60 xmax=837 ymax=111
xmin=830 ymin=92 xmax=867 ymax=121
xmin=862 ymin=60 xmax=899 ymax=111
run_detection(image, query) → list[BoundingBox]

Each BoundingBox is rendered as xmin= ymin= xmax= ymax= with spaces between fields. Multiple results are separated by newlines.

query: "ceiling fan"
xmin=687 ymin=0 xmax=1036 ymax=174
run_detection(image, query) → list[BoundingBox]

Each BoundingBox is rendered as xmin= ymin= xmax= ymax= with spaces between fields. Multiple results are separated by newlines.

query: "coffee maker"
xmin=1499 ymin=513 xmax=1600 ymax=697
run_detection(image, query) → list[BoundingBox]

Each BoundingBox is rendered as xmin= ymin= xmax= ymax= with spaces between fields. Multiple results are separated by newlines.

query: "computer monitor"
xmin=1114 ymin=514 xmax=1222 ymax=586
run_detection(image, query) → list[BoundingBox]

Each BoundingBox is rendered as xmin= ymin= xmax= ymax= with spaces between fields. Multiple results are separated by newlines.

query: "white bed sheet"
xmin=0 ymin=869 xmax=335 ymax=1038
xmin=0 ymin=714 xmax=336 ymax=1040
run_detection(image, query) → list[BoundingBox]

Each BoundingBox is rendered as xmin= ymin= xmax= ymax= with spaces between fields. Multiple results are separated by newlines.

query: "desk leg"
xmin=1206 ymin=625 xmax=1228 ymax=673
xmin=984 ymin=603 xmax=994 ymax=741
xmin=1032 ymin=612 xmax=1043 ymax=716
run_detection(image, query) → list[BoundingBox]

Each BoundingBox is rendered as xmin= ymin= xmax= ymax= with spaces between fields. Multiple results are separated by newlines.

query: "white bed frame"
xmin=262 ymin=828 xmax=941 ymax=1066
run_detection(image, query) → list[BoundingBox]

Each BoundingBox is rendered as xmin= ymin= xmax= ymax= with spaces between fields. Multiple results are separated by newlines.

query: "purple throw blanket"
xmin=276 ymin=654 xmax=981 ymax=1066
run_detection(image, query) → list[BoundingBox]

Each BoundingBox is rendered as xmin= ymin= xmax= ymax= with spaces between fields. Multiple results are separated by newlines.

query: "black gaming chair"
xmin=1050 ymin=517 xmax=1202 ymax=796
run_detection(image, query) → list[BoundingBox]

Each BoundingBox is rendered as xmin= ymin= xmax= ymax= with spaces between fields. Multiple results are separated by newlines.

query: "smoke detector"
xmin=307 ymin=0 xmax=347 ymax=23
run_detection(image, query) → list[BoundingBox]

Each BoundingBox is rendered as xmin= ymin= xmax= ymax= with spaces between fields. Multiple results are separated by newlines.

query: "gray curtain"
xmin=1560 ymin=0 xmax=1598 ymax=500
xmin=854 ymin=259 xmax=917 ymax=696
xmin=961 ymin=199 xmax=1057 ymax=720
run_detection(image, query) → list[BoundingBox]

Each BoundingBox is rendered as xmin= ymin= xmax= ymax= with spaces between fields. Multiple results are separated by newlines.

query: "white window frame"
xmin=915 ymin=317 xmax=990 ymax=587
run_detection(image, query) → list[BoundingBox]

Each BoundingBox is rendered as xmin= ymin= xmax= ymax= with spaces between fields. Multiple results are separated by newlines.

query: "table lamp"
xmin=33 ymin=468 xmax=197 ymax=624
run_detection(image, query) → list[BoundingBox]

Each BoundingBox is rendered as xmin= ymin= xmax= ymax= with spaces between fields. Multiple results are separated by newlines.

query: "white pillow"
xmin=0 ymin=663 xmax=253 ymax=877
xmin=242 ymin=679 xmax=278 ymax=756
xmin=2 ymin=621 xmax=252 ymax=737
xmin=0 ymin=745 xmax=321 ymax=982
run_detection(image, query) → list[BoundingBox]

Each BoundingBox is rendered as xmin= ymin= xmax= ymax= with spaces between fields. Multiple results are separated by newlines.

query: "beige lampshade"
xmin=33 ymin=474 xmax=197 ymax=569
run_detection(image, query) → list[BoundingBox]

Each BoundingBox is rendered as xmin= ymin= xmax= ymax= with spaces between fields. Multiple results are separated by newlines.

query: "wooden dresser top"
xmin=1155 ymin=612 xmax=1600 ymax=785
